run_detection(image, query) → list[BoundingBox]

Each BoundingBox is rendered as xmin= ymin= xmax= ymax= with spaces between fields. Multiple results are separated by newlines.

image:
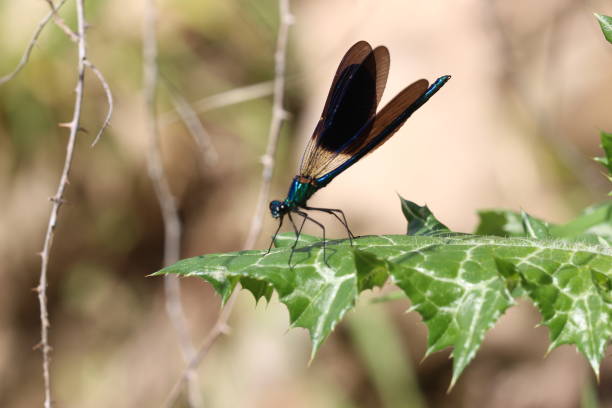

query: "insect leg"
xmin=287 ymin=211 xmax=307 ymax=248
xmin=287 ymin=212 xmax=307 ymax=266
xmin=295 ymin=209 xmax=328 ymax=264
xmin=302 ymin=206 xmax=355 ymax=244
xmin=267 ymin=215 xmax=284 ymax=254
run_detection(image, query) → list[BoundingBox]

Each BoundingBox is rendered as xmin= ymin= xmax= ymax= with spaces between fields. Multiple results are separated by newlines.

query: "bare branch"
xmin=45 ymin=0 xmax=113 ymax=148
xmin=43 ymin=0 xmax=79 ymax=42
xmin=37 ymin=0 xmax=88 ymax=406
xmin=159 ymin=81 xmax=274 ymax=127
xmin=161 ymin=292 xmax=237 ymax=408
xmin=243 ymin=0 xmax=293 ymax=250
xmin=161 ymin=1 xmax=294 ymax=406
xmin=0 ymin=0 xmax=69 ymax=85
xmin=84 ymin=60 xmax=114 ymax=147
xmin=163 ymin=80 xmax=218 ymax=168
xmin=143 ymin=1 xmax=202 ymax=407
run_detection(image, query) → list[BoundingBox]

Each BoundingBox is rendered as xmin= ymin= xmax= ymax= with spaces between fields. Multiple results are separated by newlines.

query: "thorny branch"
xmin=1 ymin=0 xmax=113 ymax=147
xmin=36 ymin=1 xmax=88 ymax=406
xmin=161 ymin=0 xmax=294 ymax=406
xmin=143 ymin=1 xmax=203 ymax=407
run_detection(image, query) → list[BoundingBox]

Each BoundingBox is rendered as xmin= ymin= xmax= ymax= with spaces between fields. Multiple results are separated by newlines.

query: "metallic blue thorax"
xmin=284 ymin=176 xmax=319 ymax=209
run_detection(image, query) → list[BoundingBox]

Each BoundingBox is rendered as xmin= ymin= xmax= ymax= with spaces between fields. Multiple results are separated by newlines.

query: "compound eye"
xmin=269 ymin=200 xmax=282 ymax=218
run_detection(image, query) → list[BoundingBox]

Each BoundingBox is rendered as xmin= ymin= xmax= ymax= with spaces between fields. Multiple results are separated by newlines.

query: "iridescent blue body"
xmin=269 ymin=176 xmax=319 ymax=218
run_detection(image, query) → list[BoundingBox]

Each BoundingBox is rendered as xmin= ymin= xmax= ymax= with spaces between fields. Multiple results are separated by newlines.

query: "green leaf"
xmin=494 ymin=257 xmax=522 ymax=295
xmin=475 ymin=209 xmax=526 ymax=236
xmin=370 ymin=290 xmax=408 ymax=303
xmin=593 ymin=131 xmax=612 ymax=196
xmin=399 ymin=196 xmax=450 ymax=235
xmin=158 ymin=240 xmax=360 ymax=358
xmin=274 ymin=232 xmax=321 ymax=248
xmin=353 ymin=249 xmax=389 ymax=292
xmin=594 ymin=131 xmax=612 ymax=173
xmin=240 ymin=276 xmax=274 ymax=304
xmin=595 ymin=14 xmax=612 ymax=44
xmin=511 ymin=252 xmax=612 ymax=376
xmin=156 ymin=232 xmax=612 ymax=385
xmin=521 ymin=210 xmax=551 ymax=238
xmin=477 ymin=202 xmax=612 ymax=246
xmin=385 ymin=236 xmax=549 ymax=386
xmin=550 ymin=202 xmax=612 ymax=245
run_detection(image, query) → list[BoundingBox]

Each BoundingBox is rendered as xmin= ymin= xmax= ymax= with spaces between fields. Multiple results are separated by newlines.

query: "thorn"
xmin=33 ymin=342 xmax=43 ymax=351
xmin=58 ymin=122 xmax=72 ymax=128
xmin=49 ymin=196 xmax=66 ymax=205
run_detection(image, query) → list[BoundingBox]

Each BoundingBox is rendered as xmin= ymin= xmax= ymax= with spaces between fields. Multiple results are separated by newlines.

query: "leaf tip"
xmin=447 ymin=374 xmax=459 ymax=393
xmin=448 ymin=362 xmax=467 ymax=392
xmin=421 ymin=346 xmax=436 ymax=364
xmin=148 ymin=268 xmax=167 ymax=277
xmin=220 ymin=287 xmax=237 ymax=306
xmin=308 ymin=343 xmax=321 ymax=365
xmin=587 ymin=357 xmax=602 ymax=382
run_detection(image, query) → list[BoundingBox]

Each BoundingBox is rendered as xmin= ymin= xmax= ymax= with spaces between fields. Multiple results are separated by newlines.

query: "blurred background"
xmin=0 ymin=0 xmax=611 ymax=407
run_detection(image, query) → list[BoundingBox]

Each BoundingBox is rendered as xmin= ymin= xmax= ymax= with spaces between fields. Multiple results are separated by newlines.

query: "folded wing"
xmin=314 ymin=76 xmax=451 ymax=186
xmin=299 ymin=41 xmax=390 ymax=178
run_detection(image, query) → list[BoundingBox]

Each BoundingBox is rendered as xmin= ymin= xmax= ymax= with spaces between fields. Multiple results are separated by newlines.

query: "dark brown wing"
xmin=347 ymin=79 xmax=429 ymax=156
xmin=299 ymin=42 xmax=390 ymax=178
xmin=318 ymin=41 xmax=373 ymax=119
xmin=314 ymin=75 xmax=451 ymax=186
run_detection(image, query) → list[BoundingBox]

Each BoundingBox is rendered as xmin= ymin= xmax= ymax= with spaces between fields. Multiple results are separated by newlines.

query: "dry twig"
xmin=159 ymin=81 xmax=274 ymax=126
xmin=36 ymin=1 xmax=88 ymax=406
xmin=43 ymin=0 xmax=78 ymax=41
xmin=143 ymin=1 xmax=202 ymax=407
xmin=161 ymin=0 xmax=294 ymax=406
xmin=243 ymin=0 xmax=293 ymax=250
xmin=84 ymin=60 xmax=114 ymax=147
xmin=0 ymin=0 xmax=69 ymax=85
xmin=163 ymin=80 xmax=219 ymax=168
